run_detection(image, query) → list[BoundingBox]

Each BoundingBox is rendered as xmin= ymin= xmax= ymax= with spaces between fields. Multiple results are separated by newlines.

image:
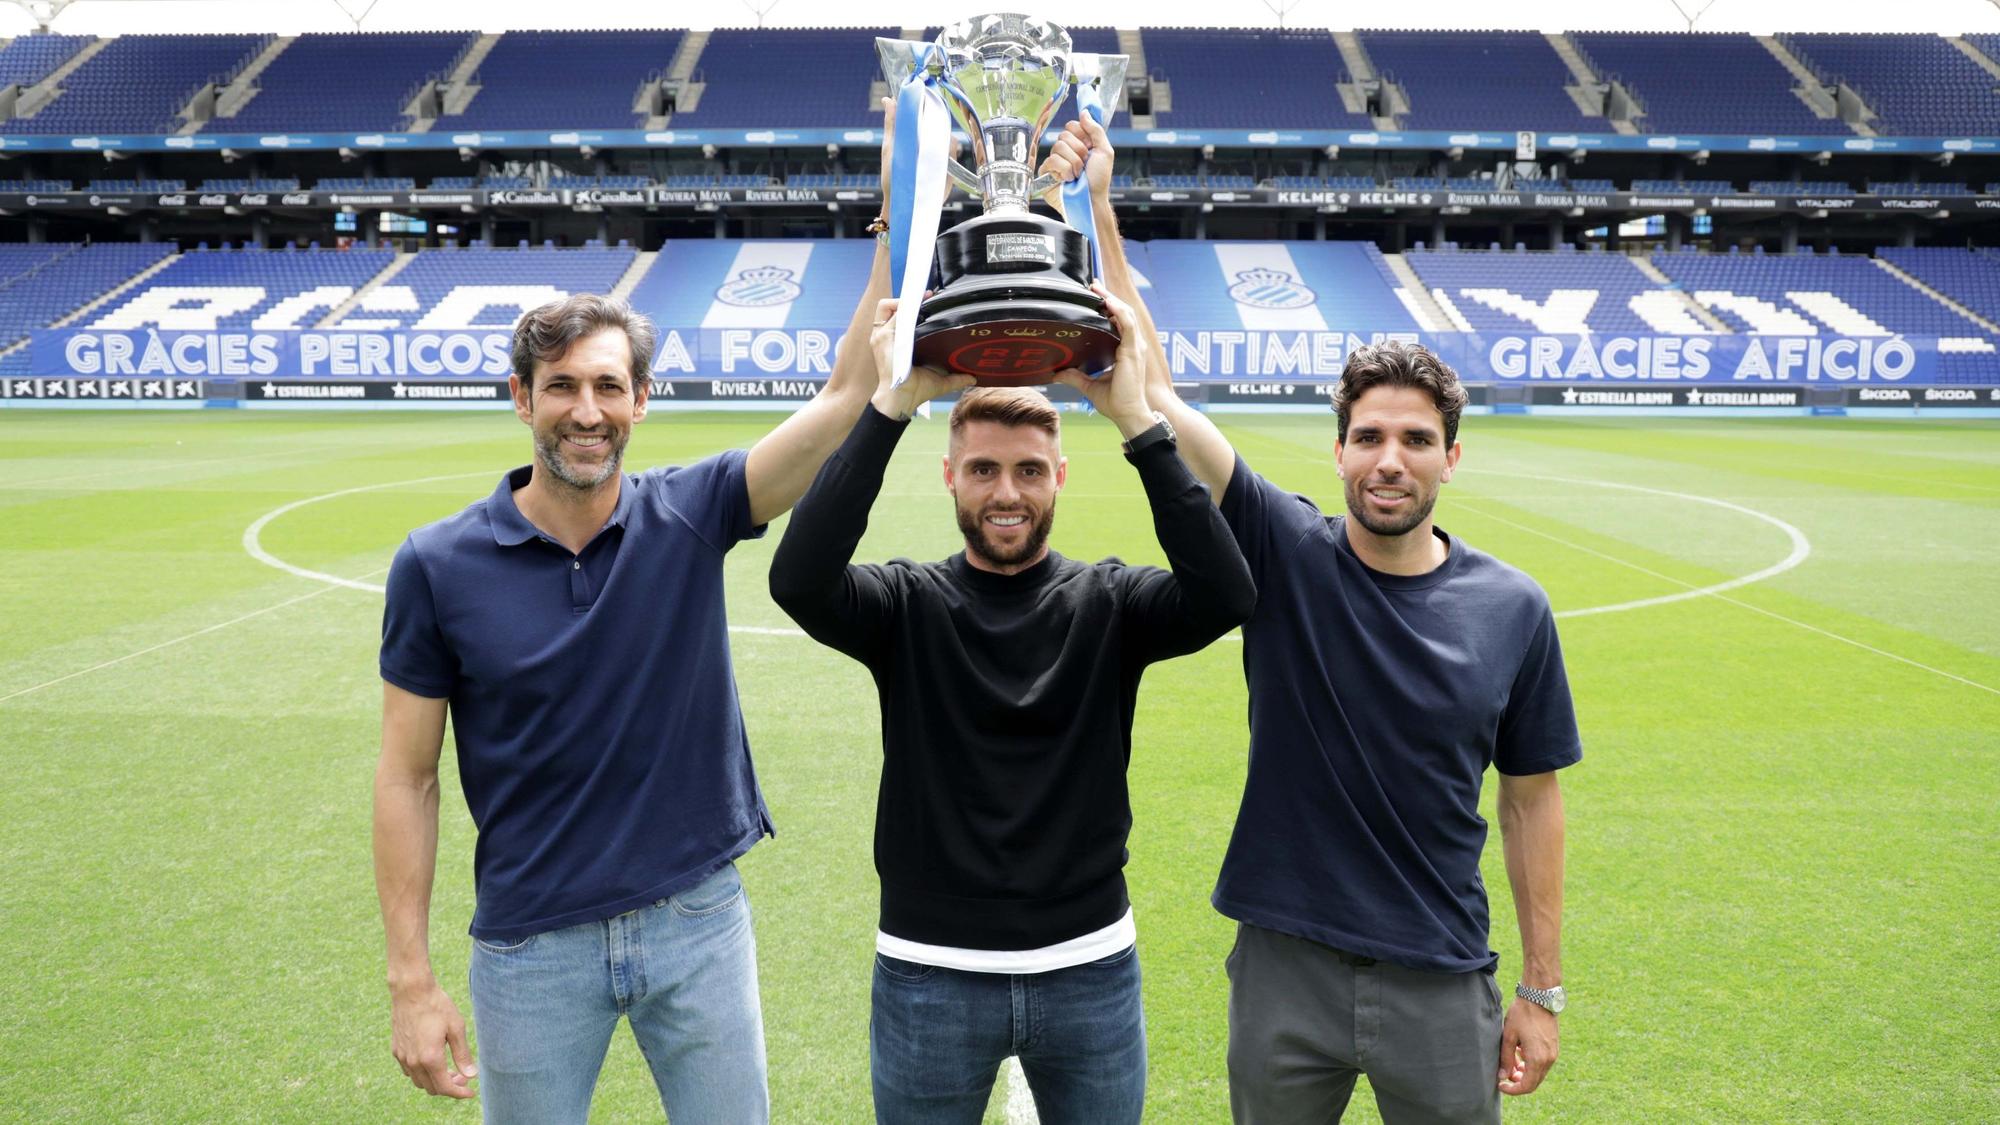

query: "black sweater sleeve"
xmin=767 ymin=404 xmax=909 ymax=664
xmin=1118 ymin=439 xmax=1259 ymax=662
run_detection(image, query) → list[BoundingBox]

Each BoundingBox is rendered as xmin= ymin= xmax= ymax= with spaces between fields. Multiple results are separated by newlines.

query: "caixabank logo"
xmin=1227 ymin=268 xmax=1316 ymax=311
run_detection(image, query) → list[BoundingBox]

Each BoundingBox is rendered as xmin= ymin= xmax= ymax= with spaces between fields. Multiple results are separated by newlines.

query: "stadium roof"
xmin=3 ymin=0 xmax=1996 ymax=35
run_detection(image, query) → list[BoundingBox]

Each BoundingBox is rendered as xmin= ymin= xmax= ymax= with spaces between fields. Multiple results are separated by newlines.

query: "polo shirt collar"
xmin=487 ymin=464 xmax=638 ymax=547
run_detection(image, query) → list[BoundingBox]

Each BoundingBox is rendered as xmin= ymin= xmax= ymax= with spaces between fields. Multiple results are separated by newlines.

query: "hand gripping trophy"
xmin=878 ymin=14 xmax=1128 ymax=387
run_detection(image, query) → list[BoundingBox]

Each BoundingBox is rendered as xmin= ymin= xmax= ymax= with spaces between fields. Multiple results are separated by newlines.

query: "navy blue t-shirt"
xmin=380 ymin=452 xmax=770 ymax=943
xmin=1214 ymin=456 xmax=1582 ymax=974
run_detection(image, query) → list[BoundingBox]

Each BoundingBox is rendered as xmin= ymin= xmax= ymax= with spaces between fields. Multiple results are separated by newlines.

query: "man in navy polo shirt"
xmin=372 ymin=286 xmax=877 ymax=1122
xmin=1040 ymin=115 xmax=1580 ymax=1123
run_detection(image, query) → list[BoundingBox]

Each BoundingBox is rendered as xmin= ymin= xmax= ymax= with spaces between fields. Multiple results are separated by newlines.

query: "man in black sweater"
xmin=769 ymin=289 xmax=1255 ymax=1124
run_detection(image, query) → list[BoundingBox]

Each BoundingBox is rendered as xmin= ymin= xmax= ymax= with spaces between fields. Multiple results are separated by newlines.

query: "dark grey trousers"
xmin=1227 ymin=922 xmax=1504 ymax=1125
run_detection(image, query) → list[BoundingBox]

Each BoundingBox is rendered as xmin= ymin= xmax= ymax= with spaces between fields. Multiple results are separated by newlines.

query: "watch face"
xmin=1546 ymin=987 xmax=1567 ymax=1014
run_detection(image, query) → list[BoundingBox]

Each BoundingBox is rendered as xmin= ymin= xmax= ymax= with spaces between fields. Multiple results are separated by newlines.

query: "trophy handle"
xmin=949 ymin=160 xmax=985 ymax=199
xmin=1026 ymin=171 xmax=1061 ymax=199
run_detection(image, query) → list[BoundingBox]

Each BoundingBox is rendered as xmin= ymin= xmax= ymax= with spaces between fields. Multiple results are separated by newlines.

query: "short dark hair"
xmin=947 ymin=387 xmax=1061 ymax=452
xmin=511 ymin=293 xmax=656 ymax=392
xmin=1332 ymin=341 xmax=1468 ymax=446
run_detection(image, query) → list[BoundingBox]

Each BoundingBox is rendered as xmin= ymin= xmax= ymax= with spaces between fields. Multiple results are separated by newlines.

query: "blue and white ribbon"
xmin=1060 ymin=78 xmax=1107 ymax=283
xmin=887 ymin=42 xmax=950 ymax=387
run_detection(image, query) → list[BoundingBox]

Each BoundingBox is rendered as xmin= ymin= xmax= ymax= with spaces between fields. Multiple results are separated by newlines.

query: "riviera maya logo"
xmin=715 ymin=266 xmax=803 ymax=308
xmin=1227 ymin=268 xmax=1316 ymax=311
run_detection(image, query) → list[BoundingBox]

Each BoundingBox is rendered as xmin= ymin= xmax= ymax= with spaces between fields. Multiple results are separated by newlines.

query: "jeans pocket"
xmin=1088 ymin=944 xmax=1138 ymax=968
xmin=473 ymin=932 xmax=537 ymax=955
xmin=669 ymin=863 xmax=744 ymax=918
xmin=874 ymin=953 xmax=937 ymax=983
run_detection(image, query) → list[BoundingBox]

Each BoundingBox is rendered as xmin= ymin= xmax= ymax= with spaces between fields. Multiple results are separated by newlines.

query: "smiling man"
xmin=769 ymin=293 xmax=1254 ymax=1123
xmin=371 ymin=288 xmax=879 ymax=1123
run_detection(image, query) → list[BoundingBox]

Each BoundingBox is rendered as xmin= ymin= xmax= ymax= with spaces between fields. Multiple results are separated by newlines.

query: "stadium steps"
xmin=1754 ymin=35 xmax=1861 ymax=132
xmin=205 ymin=35 xmax=298 ymax=127
xmin=12 ymin=36 xmax=108 ymax=119
xmin=1330 ymin=31 xmax=1397 ymax=130
xmin=1946 ymin=36 xmax=2000 ymax=79
xmin=654 ymin=30 xmax=709 ymax=124
xmin=438 ymin=32 xmax=502 ymax=118
xmin=1629 ymin=255 xmax=1732 ymax=333
xmin=609 ymin=251 xmax=658 ymax=303
xmin=1115 ymin=28 xmax=1153 ymax=127
xmin=1380 ymin=254 xmax=1456 ymax=332
xmin=316 ymin=252 xmax=416 ymax=328
xmin=1544 ymin=33 xmax=1637 ymax=135
xmin=48 ymin=252 xmax=179 ymax=330
xmin=1871 ymin=258 xmax=2000 ymax=336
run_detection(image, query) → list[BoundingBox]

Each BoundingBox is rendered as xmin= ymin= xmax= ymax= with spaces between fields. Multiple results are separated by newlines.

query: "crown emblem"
xmin=1227 ymin=267 xmax=1316 ymax=311
xmin=715 ymin=265 xmax=802 ymax=308
xmin=1001 ymin=327 xmax=1047 ymax=337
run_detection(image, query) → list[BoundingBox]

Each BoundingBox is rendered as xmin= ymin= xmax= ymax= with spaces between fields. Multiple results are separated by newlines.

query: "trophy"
xmin=878 ymin=15 xmax=1128 ymax=387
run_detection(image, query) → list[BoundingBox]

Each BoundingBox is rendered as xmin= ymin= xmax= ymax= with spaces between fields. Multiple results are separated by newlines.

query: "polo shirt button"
xmin=572 ymin=560 xmax=581 ymax=570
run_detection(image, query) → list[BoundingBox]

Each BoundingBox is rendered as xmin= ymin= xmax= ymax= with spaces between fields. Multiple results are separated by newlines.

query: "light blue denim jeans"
xmin=871 ymin=944 xmax=1147 ymax=1125
xmin=467 ymin=861 xmax=767 ymax=1124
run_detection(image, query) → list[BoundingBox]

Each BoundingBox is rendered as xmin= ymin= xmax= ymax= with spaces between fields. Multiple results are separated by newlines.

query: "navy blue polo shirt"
xmin=381 ymin=451 xmax=770 ymax=943
xmin=1214 ymin=456 xmax=1581 ymax=974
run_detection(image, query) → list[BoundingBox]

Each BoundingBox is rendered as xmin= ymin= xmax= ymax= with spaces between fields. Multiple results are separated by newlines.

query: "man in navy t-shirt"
xmin=1044 ymin=112 xmax=1579 ymax=1124
xmin=372 ymin=285 xmax=879 ymax=1122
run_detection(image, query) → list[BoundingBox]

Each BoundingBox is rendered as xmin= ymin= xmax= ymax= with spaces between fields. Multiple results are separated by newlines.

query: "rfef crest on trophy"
xmin=877 ymin=15 xmax=1129 ymax=387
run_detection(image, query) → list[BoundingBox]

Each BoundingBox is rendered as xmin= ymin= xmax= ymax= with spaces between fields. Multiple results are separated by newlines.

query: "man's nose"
xmin=572 ymin=387 xmax=604 ymax=427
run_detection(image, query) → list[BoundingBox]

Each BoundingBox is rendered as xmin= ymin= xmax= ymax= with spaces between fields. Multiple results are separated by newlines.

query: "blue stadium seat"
xmin=1359 ymin=30 xmax=1595 ymax=132
xmin=1569 ymin=32 xmax=1831 ymax=135
xmin=2 ymin=33 xmax=267 ymax=134
xmin=224 ymin=32 xmax=475 ymax=133
xmin=1780 ymin=33 xmax=2000 ymax=136
xmin=1144 ymin=28 xmax=1368 ymax=129
xmin=437 ymin=30 xmax=683 ymax=131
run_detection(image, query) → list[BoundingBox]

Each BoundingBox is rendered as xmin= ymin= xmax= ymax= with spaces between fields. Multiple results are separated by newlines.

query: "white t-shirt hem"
xmin=876 ymin=909 xmax=1136 ymax=974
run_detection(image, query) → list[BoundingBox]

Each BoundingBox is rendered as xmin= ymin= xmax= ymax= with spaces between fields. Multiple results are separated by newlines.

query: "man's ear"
xmin=1442 ymin=440 xmax=1463 ymax=484
xmin=1055 ymin=455 xmax=1069 ymax=491
xmin=631 ymin=373 xmax=649 ymax=424
xmin=508 ymin=372 xmax=532 ymax=425
xmin=941 ymin=452 xmax=954 ymax=492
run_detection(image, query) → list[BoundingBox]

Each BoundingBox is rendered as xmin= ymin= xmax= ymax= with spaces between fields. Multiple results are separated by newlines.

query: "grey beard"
xmin=535 ymin=430 xmax=624 ymax=492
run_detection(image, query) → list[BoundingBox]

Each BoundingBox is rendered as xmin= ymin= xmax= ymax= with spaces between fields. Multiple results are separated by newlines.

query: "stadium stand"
xmin=316 ymin=177 xmax=417 ymax=191
xmin=1567 ymin=32 xmax=1831 ymax=135
xmin=1868 ymin=182 xmax=1975 ymax=196
xmin=3 ymin=33 xmax=266 ymax=134
xmin=222 ymin=32 xmax=475 ymax=133
xmin=0 ymin=242 xmax=176 ymax=372
xmin=1359 ymin=30 xmax=1595 ymax=132
xmin=1877 ymin=247 xmax=2000 ymax=327
xmin=1404 ymin=248 xmax=1708 ymax=334
xmin=82 ymin=245 xmax=397 ymax=331
xmin=1779 ymin=33 xmax=2000 ymax=136
xmin=1 ymin=179 xmax=74 ymax=193
xmin=668 ymin=28 xmax=893 ymax=128
xmin=548 ymin=175 xmax=655 ymax=190
xmin=198 ymin=179 xmax=301 ymax=192
xmin=786 ymin=173 xmax=874 ymax=188
xmin=1650 ymin=247 xmax=1999 ymax=381
xmin=1139 ymin=241 xmax=1422 ymax=333
xmin=87 ymin=179 xmax=184 ymax=192
xmin=1563 ymin=179 xmax=1617 ymax=193
xmin=435 ymin=29 xmax=683 ymax=131
xmin=1142 ymin=28 xmax=1369 ymax=129
xmin=330 ymin=245 xmax=635 ymax=329
xmin=624 ymin=238 xmax=877 ymax=330
xmin=0 ymin=31 xmax=91 ymax=89
xmin=1749 ymin=180 xmax=1855 ymax=195
xmin=1632 ymin=179 xmax=1735 ymax=194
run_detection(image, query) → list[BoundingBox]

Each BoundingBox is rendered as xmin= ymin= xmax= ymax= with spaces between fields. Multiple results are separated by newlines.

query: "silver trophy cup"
xmin=878 ymin=15 xmax=1128 ymax=386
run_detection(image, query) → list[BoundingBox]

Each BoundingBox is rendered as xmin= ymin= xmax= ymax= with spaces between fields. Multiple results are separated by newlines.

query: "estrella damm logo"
xmin=1227 ymin=268 xmax=1316 ymax=311
xmin=715 ymin=266 xmax=802 ymax=308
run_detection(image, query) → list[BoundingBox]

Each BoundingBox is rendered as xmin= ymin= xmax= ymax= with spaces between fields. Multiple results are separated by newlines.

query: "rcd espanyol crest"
xmin=715 ymin=266 xmax=802 ymax=308
xmin=1227 ymin=268 xmax=1316 ymax=311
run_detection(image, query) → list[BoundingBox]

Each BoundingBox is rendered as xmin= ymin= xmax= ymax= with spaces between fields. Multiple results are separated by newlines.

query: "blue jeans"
xmin=871 ymin=945 xmax=1147 ymax=1125
xmin=467 ymin=862 xmax=767 ymax=1124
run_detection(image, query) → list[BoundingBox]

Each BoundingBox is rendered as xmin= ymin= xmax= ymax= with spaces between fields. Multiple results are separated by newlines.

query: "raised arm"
xmin=1055 ymin=291 xmax=1255 ymax=658
xmin=743 ymin=101 xmax=898 ymax=524
xmin=373 ymin=683 xmax=475 ymax=1100
xmin=1041 ymin=114 xmax=1237 ymax=501
xmin=768 ymin=302 xmax=972 ymax=660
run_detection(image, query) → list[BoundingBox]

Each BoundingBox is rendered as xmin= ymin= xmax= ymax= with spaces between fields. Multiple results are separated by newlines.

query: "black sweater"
xmin=768 ymin=406 xmax=1256 ymax=950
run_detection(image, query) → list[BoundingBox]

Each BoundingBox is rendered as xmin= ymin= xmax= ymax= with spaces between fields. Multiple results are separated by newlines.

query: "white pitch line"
xmin=241 ymin=473 xmax=812 ymax=636
xmin=0 ymin=574 xmax=380 ymax=706
xmin=1467 ymin=471 xmax=1813 ymax=618
xmin=1003 ymin=1057 xmax=1038 ymax=1124
xmin=1464 ymin=504 xmax=1999 ymax=697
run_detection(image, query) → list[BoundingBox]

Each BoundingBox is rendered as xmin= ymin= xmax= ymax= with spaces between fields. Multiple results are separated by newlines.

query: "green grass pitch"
xmin=1 ymin=408 xmax=1995 ymax=1123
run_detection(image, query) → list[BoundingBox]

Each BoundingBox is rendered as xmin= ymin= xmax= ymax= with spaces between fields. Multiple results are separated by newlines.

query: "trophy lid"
xmin=935 ymin=13 xmax=1072 ymax=130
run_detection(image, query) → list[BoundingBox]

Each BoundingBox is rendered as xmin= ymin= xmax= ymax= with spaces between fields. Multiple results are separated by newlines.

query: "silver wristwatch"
xmin=1515 ymin=982 xmax=1567 ymax=1015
